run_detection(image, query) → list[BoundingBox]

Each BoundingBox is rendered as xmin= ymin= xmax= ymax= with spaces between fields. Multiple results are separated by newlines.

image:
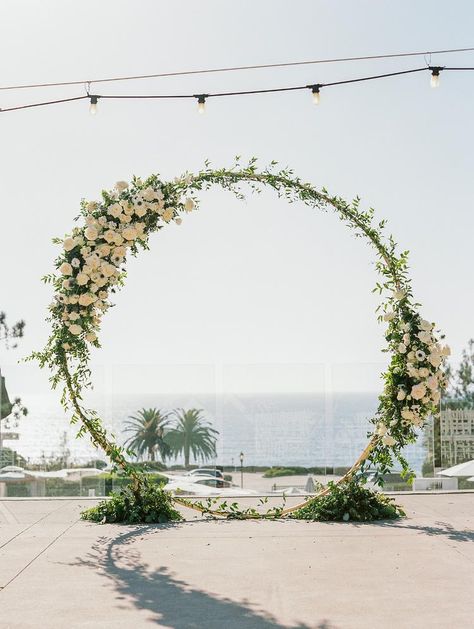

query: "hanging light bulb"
xmin=311 ymin=85 xmax=321 ymax=105
xmin=89 ymin=95 xmax=99 ymax=115
xmin=430 ymin=67 xmax=442 ymax=88
xmin=307 ymin=84 xmax=322 ymax=105
xmin=196 ymin=94 xmax=207 ymax=114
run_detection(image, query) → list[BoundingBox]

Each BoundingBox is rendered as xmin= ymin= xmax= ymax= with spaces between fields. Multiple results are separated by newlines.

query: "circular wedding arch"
xmin=34 ymin=160 xmax=447 ymax=517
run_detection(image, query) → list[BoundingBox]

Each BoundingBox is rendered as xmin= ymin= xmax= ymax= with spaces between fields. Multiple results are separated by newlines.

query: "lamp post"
xmin=239 ymin=451 xmax=244 ymax=489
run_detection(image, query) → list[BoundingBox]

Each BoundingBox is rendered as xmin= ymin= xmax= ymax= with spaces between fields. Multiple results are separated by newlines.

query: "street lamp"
xmin=239 ymin=451 xmax=244 ymax=489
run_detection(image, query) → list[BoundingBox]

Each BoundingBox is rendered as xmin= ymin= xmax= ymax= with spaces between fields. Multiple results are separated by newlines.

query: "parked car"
xmin=187 ymin=467 xmax=224 ymax=486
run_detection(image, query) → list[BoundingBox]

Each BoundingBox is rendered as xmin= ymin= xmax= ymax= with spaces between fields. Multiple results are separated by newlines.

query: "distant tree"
xmin=165 ymin=408 xmax=218 ymax=469
xmin=0 ymin=312 xmax=25 ymax=348
xmin=124 ymin=408 xmax=171 ymax=462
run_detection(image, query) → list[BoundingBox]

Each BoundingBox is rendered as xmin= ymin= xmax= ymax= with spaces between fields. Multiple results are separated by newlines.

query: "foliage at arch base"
xmin=30 ymin=159 xmax=450 ymax=523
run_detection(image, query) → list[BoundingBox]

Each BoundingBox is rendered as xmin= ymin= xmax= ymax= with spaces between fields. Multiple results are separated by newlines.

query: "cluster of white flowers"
xmin=52 ymin=179 xmax=196 ymax=347
xmin=378 ymin=289 xmax=449 ymax=447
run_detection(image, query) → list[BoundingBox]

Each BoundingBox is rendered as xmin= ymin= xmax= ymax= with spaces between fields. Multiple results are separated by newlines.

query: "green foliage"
xmin=290 ymin=479 xmax=405 ymax=522
xmin=264 ymin=467 xmax=306 ymax=478
xmin=165 ymin=408 xmax=218 ymax=468
xmin=0 ymin=447 xmax=27 ymax=468
xmin=81 ymin=478 xmax=182 ymax=524
xmin=0 ymin=311 xmax=25 ymax=348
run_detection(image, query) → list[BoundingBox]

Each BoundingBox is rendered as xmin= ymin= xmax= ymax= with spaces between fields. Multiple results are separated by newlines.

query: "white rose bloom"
xmin=383 ymin=311 xmax=395 ymax=321
xmin=68 ymin=312 xmax=80 ymax=321
xmin=103 ymin=230 xmax=117 ymax=243
xmin=124 ymin=204 xmax=134 ymax=216
xmin=382 ymin=435 xmax=396 ymax=447
xmin=398 ymin=343 xmax=407 ymax=354
xmin=428 ymin=352 xmax=442 ymax=368
xmin=401 ymin=409 xmax=414 ymax=420
xmin=62 ymin=279 xmax=71 ymax=290
xmin=69 ymin=324 xmax=82 ymax=336
xmin=84 ymin=226 xmax=99 ymax=241
xmin=122 ymin=226 xmax=138 ymax=241
xmin=184 ymin=198 xmax=195 ymax=212
xmin=97 ymin=244 xmax=111 ymax=257
xmin=162 ymin=208 xmax=174 ymax=222
xmin=108 ymin=203 xmax=123 ymax=218
xmin=76 ymin=273 xmax=89 ymax=286
xmin=71 ymin=258 xmax=81 ymax=268
xmin=78 ymin=294 xmax=94 ymax=307
xmin=59 ymin=262 xmax=73 ymax=275
xmin=403 ymin=333 xmax=410 ymax=345
xmin=62 ymin=343 xmax=71 ymax=350
xmin=85 ymin=332 xmax=97 ymax=343
xmin=115 ymin=181 xmax=129 ymax=192
xmin=393 ymin=290 xmax=405 ymax=300
xmin=86 ymin=201 xmax=98 ymax=212
xmin=418 ymin=367 xmax=430 ymax=378
xmin=418 ymin=331 xmax=432 ymax=344
xmin=69 ymin=295 xmax=79 ymax=304
xmin=411 ymin=383 xmax=427 ymax=400
xmin=426 ymin=375 xmax=438 ymax=391
xmin=441 ymin=345 xmax=451 ymax=357
xmin=114 ymin=246 xmax=126 ymax=258
xmin=376 ymin=424 xmax=388 ymax=436
xmin=102 ymin=263 xmax=116 ymax=278
xmin=397 ymin=389 xmax=406 ymax=401
xmin=86 ymin=255 xmax=101 ymax=270
xmin=120 ymin=214 xmax=132 ymax=223
xmin=134 ymin=205 xmax=147 ymax=217
xmin=114 ymin=234 xmax=125 ymax=246
xmin=63 ymin=237 xmax=76 ymax=251
xmin=419 ymin=319 xmax=433 ymax=331
xmin=142 ymin=187 xmax=157 ymax=202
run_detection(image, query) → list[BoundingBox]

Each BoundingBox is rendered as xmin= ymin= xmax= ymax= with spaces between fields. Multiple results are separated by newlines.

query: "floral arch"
xmin=33 ymin=159 xmax=449 ymax=520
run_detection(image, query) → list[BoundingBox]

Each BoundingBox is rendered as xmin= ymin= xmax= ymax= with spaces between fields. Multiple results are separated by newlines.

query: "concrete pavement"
xmin=0 ymin=494 xmax=473 ymax=628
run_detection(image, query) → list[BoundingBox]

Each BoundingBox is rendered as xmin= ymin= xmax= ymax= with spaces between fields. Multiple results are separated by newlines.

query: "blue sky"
xmin=1 ymin=1 xmax=473 ymax=395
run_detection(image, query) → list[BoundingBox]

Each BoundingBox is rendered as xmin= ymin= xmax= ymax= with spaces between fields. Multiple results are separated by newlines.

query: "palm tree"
xmin=165 ymin=408 xmax=218 ymax=468
xmin=124 ymin=408 xmax=171 ymax=462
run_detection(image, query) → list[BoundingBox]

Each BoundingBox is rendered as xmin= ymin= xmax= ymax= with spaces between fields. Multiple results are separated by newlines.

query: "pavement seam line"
xmin=0 ymin=500 xmax=72 ymax=551
xmin=0 ymin=517 xmax=80 ymax=592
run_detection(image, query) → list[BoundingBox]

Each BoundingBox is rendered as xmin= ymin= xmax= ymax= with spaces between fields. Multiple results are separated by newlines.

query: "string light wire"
xmin=0 ymin=45 xmax=473 ymax=92
xmin=0 ymin=66 xmax=472 ymax=115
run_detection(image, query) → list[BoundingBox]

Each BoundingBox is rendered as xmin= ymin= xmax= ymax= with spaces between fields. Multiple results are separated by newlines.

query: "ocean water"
xmin=5 ymin=391 xmax=427 ymax=471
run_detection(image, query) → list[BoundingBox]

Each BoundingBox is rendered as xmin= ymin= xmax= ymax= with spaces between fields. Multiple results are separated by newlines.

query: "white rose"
xmin=426 ymin=375 xmax=438 ymax=391
xmin=393 ymin=290 xmax=405 ymax=300
xmin=114 ymin=246 xmax=126 ymax=258
xmin=115 ymin=181 xmax=128 ymax=192
xmin=419 ymin=319 xmax=433 ymax=331
xmin=134 ymin=205 xmax=147 ymax=218
xmin=401 ymin=409 xmax=414 ymax=420
xmin=122 ymin=226 xmax=138 ymax=241
xmin=78 ymin=294 xmax=94 ymax=307
xmin=102 ymin=263 xmax=116 ymax=278
xmin=69 ymin=324 xmax=82 ymax=335
xmin=377 ymin=424 xmax=388 ymax=436
xmin=84 ymin=226 xmax=99 ymax=241
xmin=184 ymin=198 xmax=195 ymax=212
xmin=76 ymin=273 xmax=89 ymax=286
xmin=59 ymin=262 xmax=73 ymax=276
xmin=397 ymin=389 xmax=406 ymax=401
xmin=441 ymin=345 xmax=451 ymax=357
xmin=418 ymin=331 xmax=432 ymax=344
xmin=398 ymin=343 xmax=407 ymax=354
xmin=108 ymin=203 xmax=123 ymax=218
xmin=411 ymin=383 xmax=427 ymax=400
xmin=85 ymin=332 xmax=97 ymax=342
xmin=68 ymin=312 xmax=80 ymax=321
xmin=162 ymin=208 xmax=174 ymax=223
xmin=382 ymin=435 xmax=396 ymax=446
xmin=142 ymin=187 xmax=156 ymax=202
xmin=97 ymin=244 xmax=111 ymax=257
xmin=383 ymin=311 xmax=395 ymax=322
xmin=418 ymin=367 xmax=430 ymax=378
xmin=62 ymin=343 xmax=71 ymax=350
xmin=428 ymin=353 xmax=442 ymax=368
xmin=103 ymin=230 xmax=116 ymax=243
xmin=86 ymin=201 xmax=98 ymax=212
xmin=63 ymin=237 xmax=76 ymax=251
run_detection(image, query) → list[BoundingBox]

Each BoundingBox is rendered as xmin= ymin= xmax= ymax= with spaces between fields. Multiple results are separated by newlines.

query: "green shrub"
xmin=81 ymin=477 xmax=182 ymax=524
xmin=291 ymin=479 xmax=405 ymax=522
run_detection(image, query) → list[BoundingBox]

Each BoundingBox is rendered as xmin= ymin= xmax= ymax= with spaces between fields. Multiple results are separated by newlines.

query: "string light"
xmin=308 ymin=84 xmax=321 ymax=104
xmin=196 ymin=94 xmax=207 ymax=114
xmin=89 ymin=95 xmax=99 ymax=115
xmin=429 ymin=66 xmax=443 ymax=88
xmin=1 ymin=66 xmax=473 ymax=115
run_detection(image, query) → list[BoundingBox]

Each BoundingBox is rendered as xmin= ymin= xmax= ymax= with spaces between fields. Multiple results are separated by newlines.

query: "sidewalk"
xmin=0 ymin=494 xmax=473 ymax=628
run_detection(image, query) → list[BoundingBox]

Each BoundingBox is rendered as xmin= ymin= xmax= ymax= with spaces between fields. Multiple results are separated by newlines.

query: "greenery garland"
xmin=31 ymin=159 xmax=449 ymax=520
